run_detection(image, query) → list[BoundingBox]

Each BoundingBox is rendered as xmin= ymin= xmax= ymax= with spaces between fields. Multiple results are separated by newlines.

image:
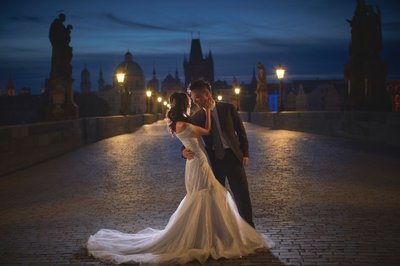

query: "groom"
xmin=182 ymin=79 xmax=255 ymax=228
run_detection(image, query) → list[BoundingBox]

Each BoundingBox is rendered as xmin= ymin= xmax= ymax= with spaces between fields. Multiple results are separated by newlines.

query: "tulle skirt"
xmin=87 ymin=184 xmax=273 ymax=265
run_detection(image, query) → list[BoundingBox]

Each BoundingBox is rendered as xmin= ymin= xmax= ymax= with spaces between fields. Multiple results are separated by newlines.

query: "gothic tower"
xmin=183 ymin=38 xmax=214 ymax=86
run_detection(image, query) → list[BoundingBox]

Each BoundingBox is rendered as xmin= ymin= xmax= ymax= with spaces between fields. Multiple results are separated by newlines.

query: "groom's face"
xmin=190 ymin=89 xmax=211 ymax=109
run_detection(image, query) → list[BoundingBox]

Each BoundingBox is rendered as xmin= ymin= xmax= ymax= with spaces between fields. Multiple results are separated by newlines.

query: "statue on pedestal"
xmin=254 ymin=62 xmax=269 ymax=111
xmin=344 ymin=0 xmax=390 ymax=111
xmin=46 ymin=13 xmax=79 ymax=120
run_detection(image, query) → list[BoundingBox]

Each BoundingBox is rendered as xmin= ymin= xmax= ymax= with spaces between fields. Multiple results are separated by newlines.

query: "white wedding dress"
xmin=87 ymin=124 xmax=273 ymax=265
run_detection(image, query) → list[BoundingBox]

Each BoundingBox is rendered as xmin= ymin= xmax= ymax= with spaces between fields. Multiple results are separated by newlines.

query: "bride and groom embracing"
xmin=87 ymin=80 xmax=273 ymax=264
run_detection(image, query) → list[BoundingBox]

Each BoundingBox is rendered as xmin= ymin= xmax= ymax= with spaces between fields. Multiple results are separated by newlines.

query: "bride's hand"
xmin=204 ymin=98 xmax=213 ymax=110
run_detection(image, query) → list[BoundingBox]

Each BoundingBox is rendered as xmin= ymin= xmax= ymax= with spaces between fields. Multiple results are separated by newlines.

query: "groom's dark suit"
xmin=190 ymin=101 xmax=254 ymax=227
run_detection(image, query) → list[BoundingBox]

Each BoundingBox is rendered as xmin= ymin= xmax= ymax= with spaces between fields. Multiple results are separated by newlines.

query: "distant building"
xmin=183 ymin=38 xmax=214 ymax=86
xmin=6 ymin=79 xmax=16 ymax=96
xmin=162 ymin=67 xmax=184 ymax=101
xmin=213 ymin=80 xmax=232 ymax=105
xmin=97 ymin=51 xmax=147 ymax=115
xmin=98 ymin=67 xmax=105 ymax=91
xmin=80 ymin=65 xmax=91 ymax=94
xmin=0 ymin=94 xmax=47 ymax=125
xmin=113 ymin=51 xmax=145 ymax=91
xmin=290 ymin=80 xmax=346 ymax=111
xmin=20 ymin=87 xmax=31 ymax=96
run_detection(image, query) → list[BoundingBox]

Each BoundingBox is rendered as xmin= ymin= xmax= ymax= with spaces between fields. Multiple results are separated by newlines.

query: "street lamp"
xmin=116 ymin=73 xmax=125 ymax=84
xmin=157 ymin=96 xmax=162 ymax=113
xmin=217 ymin=95 xmax=222 ymax=102
xmin=116 ymin=72 xmax=127 ymax=114
xmin=276 ymin=66 xmax=285 ymax=112
xmin=146 ymin=89 xmax=152 ymax=113
xmin=234 ymin=87 xmax=241 ymax=111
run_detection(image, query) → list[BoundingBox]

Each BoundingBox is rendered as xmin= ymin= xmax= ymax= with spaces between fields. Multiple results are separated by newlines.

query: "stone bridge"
xmin=1 ymin=118 xmax=399 ymax=265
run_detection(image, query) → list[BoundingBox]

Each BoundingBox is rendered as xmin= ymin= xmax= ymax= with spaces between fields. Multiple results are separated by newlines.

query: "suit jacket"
xmin=190 ymin=102 xmax=249 ymax=162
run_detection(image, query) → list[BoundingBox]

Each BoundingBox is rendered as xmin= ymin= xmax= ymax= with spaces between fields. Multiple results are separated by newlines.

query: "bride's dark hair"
xmin=166 ymin=92 xmax=191 ymax=133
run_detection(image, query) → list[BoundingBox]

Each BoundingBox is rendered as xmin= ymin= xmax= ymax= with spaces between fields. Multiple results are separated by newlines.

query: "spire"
xmin=125 ymin=50 xmax=133 ymax=62
xmin=189 ymin=38 xmax=203 ymax=63
xmin=208 ymin=50 xmax=213 ymax=62
xmin=80 ymin=65 xmax=91 ymax=93
xmin=152 ymin=61 xmax=156 ymax=77
xmin=81 ymin=64 xmax=90 ymax=76
xmin=232 ymin=75 xmax=239 ymax=88
xmin=175 ymin=61 xmax=179 ymax=79
xmin=98 ymin=65 xmax=105 ymax=91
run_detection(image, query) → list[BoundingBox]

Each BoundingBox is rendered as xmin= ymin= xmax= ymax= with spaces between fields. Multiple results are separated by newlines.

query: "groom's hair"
xmin=187 ymin=80 xmax=212 ymax=94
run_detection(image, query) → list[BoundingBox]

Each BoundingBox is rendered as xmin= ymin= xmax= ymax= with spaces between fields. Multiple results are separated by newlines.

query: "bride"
xmin=86 ymin=92 xmax=273 ymax=265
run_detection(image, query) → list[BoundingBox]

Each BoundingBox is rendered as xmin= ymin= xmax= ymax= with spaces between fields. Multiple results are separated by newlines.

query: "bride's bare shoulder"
xmin=175 ymin=121 xmax=188 ymax=134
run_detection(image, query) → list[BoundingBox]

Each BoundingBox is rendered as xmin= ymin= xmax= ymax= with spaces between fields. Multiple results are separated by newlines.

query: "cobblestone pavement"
xmin=1 ymin=120 xmax=399 ymax=266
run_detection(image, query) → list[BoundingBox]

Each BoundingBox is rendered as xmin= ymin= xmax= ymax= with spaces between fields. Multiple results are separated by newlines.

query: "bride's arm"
xmin=176 ymin=107 xmax=211 ymax=136
xmin=191 ymin=109 xmax=211 ymax=136
xmin=191 ymin=99 xmax=212 ymax=136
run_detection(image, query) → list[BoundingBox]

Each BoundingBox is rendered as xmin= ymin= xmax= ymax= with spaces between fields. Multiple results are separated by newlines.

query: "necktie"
xmin=211 ymin=112 xmax=225 ymax=159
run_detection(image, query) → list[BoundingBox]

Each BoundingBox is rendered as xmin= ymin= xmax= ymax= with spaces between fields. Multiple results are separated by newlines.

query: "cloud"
xmin=103 ymin=13 xmax=185 ymax=33
xmin=8 ymin=15 xmax=46 ymax=24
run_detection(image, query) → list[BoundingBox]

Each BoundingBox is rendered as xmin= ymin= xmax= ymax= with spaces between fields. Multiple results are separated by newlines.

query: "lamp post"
xmin=217 ymin=95 xmax=222 ymax=102
xmin=234 ymin=87 xmax=240 ymax=111
xmin=146 ymin=89 xmax=152 ymax=113
xmin=157 ymin=96 xmax=162 ymax=113
xmin=276 ymin=66 xmax=285 ymax=112
xmin=163 ymin=100 xmax=167 ymax=112
xmin=116 ymin=72 xmax=126 ymax=114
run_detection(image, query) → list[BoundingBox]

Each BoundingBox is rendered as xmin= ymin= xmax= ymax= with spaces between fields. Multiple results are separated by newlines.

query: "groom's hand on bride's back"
xmin=243 ymin=157 xmax=249 ymax=167
xmin=182 ymin=148 xmax=195 ymax=160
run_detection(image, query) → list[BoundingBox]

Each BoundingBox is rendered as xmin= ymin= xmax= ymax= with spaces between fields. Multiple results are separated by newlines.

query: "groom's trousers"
xmin=208 ymin=148 xmax=255 ymax=228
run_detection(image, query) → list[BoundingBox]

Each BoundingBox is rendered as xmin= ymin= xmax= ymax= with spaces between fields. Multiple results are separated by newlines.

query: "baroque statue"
xmin=254 ymin=62 xmax=269 ymax=111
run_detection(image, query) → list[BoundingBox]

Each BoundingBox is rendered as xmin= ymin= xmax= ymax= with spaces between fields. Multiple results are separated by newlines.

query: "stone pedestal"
xmin=46 ymin=77 xmax=79 ymax=120
xmin=254 ymin=85 xmax=269 ymax=112
xmin=345 ymin=59 xmax=390 ymax=111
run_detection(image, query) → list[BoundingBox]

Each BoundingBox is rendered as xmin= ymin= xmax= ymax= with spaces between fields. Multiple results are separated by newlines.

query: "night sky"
xmin=1 ymin=0 xmax=399 ymax=94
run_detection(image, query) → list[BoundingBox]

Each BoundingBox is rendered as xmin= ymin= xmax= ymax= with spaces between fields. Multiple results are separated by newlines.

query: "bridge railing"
xmin=2 ymin=111 xmax=398 ymax=177
xmin=0 ymin=114 xmax=164 ymax=176
xmin=241 ymin=111 xmax=400 ymax=148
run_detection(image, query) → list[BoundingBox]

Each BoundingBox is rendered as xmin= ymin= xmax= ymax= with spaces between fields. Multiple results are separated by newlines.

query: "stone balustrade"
xmin=242 ymin=111 xmax=400 ymax=148
xmin=2 ymin=111 xmax=398 ymax=176
xmin=0 ymin=114 xmax=164 ymax=176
